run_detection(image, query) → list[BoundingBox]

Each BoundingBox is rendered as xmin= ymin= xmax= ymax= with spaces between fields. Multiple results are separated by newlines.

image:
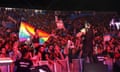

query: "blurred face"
xmin=1 ymin=48 xmax=6 ymax=54
xmin=49 ymin=45 xmax=54 ymax=50
xmin=35 ymin=29 xmax=39 ymax=35
xmin=39 ymin=46 xmax=45 ymax=52
xmin=23 ymin=45 xmax=28 ymax=48
xmin=5 ymin=44 xmax=9 ymax=49
xmin=54 ymin=45 xmax=60 ymax=52
xmin=13 ymin=46 xmax=18 ymax=52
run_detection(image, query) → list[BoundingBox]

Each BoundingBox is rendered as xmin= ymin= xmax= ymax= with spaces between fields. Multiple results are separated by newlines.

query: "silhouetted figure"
xmin=82 ymin=24 xmax=94 ymax=63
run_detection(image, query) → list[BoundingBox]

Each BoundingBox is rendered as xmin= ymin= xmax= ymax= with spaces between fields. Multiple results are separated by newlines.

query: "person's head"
xmin=13 ymin=44 xmax=18 ymax=52
xmin=54 ymin=44 xmax=60 ymax=52
xmin=48 ymin=44 xmax=54 ymax=53
xmin=35 ymin=28 xmax=39 ymax=34
xmin=39 ymin=45 xmax=45 ymax=53
xmin=22 ymin=44 xmax=29 ymax=49
xmin=1 ymin=48 xmax=6 ymax=54
xmin=48 ymin=44 xmax=54 ymax=50
xmin=85 ymin=22 xmax=91 ymax=28
xmin=5 ymin=43 xmax=10 ymax=50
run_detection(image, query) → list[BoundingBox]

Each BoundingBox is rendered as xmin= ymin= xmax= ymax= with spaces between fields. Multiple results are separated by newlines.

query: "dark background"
xmin=0 ymin=0 xmax=119 ymax=15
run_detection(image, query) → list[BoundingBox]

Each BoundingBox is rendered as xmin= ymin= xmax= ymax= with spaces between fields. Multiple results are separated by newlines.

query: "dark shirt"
xmin=41 ymin=51 xmax=47 ymax=60
xmin=82 ymin=28 xmax=94 ymax=50
xmin=31 ymin=65 xmax=52 ymax=72
xmin=54 ymin=52 xmax=63 ymax=60
xmin=15 ymin=58 xmax=33 ymax=72
xmin=82 ymin=28 xmax=94 ymax=58
xmin=47 ymin=51 xmax=55 ymax=60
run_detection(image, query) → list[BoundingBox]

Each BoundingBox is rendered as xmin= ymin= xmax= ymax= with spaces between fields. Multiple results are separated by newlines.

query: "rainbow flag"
xmin=19 ymin=22 xmax=50 ymax=45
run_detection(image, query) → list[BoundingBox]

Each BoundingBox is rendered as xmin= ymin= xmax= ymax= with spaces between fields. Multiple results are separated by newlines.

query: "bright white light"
xmin=80 ymin=28 xmax=86 ymax=34
xmin=34 ymin=10 xmax=43 ymax=13
xmin=115 ymin=22 xmax=120 ymax=30
xmin=109 ymin=18 xmax=120 ymax=30
xmin=5 ymin=8 xmax=13 ymax=10
xmin=39 ymin=10 xmax=43 ymax=13
xmin=0 ymin=58 xmax=13 ymax=63
xmin=35 ymin=10 xmax=39 ymax=13
xmin=109 ymin=18 xmax=115 ymax=26
xmin=39 ymin=69 xmax=46 ymax=72
xmin=27 ymin=38 xmax=30 ymax=41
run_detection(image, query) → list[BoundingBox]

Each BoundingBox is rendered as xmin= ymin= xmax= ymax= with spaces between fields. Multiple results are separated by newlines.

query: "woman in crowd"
xmin=0 ymin=48 xmax=8 ymax=57
xmin=9 ymin=42 xmax=22 ymax=72
xmin=0 ymin=48 xmax=9 ymax=72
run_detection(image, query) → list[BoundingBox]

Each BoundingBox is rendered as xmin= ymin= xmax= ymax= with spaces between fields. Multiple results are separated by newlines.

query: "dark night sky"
xmin=0 ymin=0 xmax=118 ymax=11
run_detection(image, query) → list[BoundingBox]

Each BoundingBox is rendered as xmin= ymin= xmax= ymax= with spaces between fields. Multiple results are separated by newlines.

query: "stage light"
xmin=39 ymin=69 xmax=46 ymax=72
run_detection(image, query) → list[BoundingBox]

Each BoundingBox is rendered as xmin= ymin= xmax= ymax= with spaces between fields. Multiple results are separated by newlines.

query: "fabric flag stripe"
xmin=19 ymin=21 xmax=50 ymax=44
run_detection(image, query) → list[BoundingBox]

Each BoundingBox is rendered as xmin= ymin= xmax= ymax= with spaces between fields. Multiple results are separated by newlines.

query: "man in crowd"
xmin=15 ymin=51 xmax=33 ymax=72
xmin=82 ymin=24 xmax=94 ymax=63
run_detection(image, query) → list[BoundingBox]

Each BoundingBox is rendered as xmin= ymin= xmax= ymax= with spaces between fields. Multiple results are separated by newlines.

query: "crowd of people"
xmin=0 ymin=7 xmax=120 ymax=72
